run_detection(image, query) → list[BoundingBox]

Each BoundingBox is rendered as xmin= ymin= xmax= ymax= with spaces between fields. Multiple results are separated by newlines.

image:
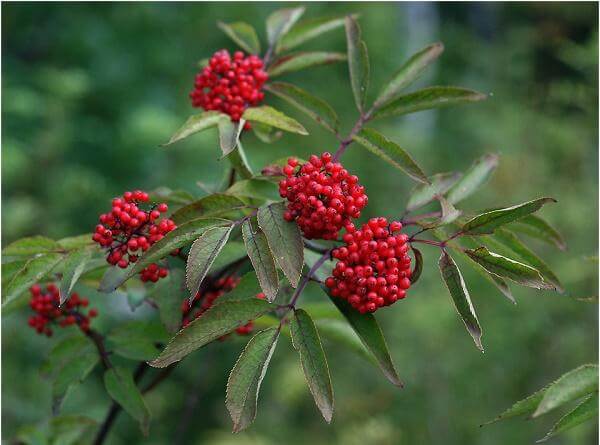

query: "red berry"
xmin=190 ymin=50 xmax=268 ymax=126
xmin=92 ymin=190 xmax=177 ymax=283
xmin=26 ymin=284 xmax=98 ymax=336
xmin=279 ymin=153 xmax=368 ymax=240
xmin=326 ymin=218 xmax=412 ymax=313
xmin=180 ymin=275 xmax=264 ymax=337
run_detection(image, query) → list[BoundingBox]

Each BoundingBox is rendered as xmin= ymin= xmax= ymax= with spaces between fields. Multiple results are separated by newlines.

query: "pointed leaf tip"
xmin=438 ymin=251 xmax=484 ymax=352
xmin=352 ymin=128 xmax=429 ymax=184
xmin=242 ymin=219 xmax=279 ymax=302
xmin=345 ymin=15 xmax=369 ymax=112
xmin=290 ymin=309 xmax=334 ymax=423
xmin=226 ymin=327 xmax=280 ymax=432
xmin=186 ymin=225 xmax=234 ymax=301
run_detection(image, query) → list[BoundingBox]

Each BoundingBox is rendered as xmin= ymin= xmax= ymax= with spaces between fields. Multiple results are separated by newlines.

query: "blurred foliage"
xmin=2 ymin=3 xmax=598 ymax=444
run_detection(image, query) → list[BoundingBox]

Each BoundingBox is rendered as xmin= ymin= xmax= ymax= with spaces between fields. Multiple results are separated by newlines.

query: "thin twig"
xmin=142 ymin=365 xmax=177 ymax=394
xmin=409 ymin=238 xmax=444 ymax=247
xmin=402 ymin=211 xmax=441 ymax=226
xmin=91 ymin=353 xmax=148 ymax=445
xmin=85 ymin=329 xmax=112 ymax=370
xmin=288 ymin=250 xmax=331 ymax=308
xmin=303 ymin=239 xmax=332 ymax=254
xmin=332 ymin=110 xmax=372 ymax=162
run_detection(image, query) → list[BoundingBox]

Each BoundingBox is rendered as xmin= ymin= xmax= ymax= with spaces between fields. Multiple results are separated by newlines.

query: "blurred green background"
xmin=2 ymin=2 xmax=598 ymax=444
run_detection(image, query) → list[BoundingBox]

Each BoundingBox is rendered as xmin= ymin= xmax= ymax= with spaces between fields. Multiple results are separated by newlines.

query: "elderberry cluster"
xmin=190 ymin=50 xmax=268 ymax=126
xmin=92 ymin=190 xmax=177 ymax=283
xmin=279 ymin=153 xmax=368 ymax=240
xmin=181 ymin=275 xmax=265 ymax=335
xmin=325 ymin=218 xmax=412 ymax=313
xmin=28 ymin=284 xmax=98 ymax=336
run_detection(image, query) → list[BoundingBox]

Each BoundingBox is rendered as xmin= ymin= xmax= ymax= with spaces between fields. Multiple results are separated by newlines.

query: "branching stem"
xmin=332 ymin=109 xmax=372 ymax=162
xmin=287 ymin=250 xmax=331 ymax=309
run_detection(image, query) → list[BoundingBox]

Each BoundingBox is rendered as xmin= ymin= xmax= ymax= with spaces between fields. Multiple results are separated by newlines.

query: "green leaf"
xmin=462 ymin=197 xmax=557 ymax=236
xmin=492 ymin=228 xmax=563 ymax=292
xmin=107 ymin=218 xmax=230 ymax=291
xmin=454 ymin=249 xmax=515 ymax=304
xmin=2 ymin=259 xmax=28 ymax=296
xmin=170 ymin=194 xmax=246 ymax=225
xmin=15 ymin=425 xmax=49 ymax=445
xmin=277 ymin=14 xmax=351 ymax=52
xmin=220 ymin=272 xmax=262 ymax=303
xmin=345 ymin=16 xmax=369 ymax=112
xmin=373 ymin=86 xmax=487 ymax=119
xmin=40 ymin=336 xmax=99 ymax=414
xmin=107 ymin=321 xmax=169 ymax=361
xmin=242 ymin=220 xmax=279 ymax=302
xmin=352 ymin=128 xmax=429 ymax=184
xmin=465 ymin=246 xmax=555 ymax=290
xmin=2 ymin=236 xmax=62 ymax=257
xmin=126 ymin=285 xmax=147 ymax=312
xmin=217 ymin=21 xmax=260 ymax=54
xmin=252 ymin=121 xmax=283 ymax=143
xmin=149 ymin=269 xmax=187 ymax=334
xmin=98 ymin=265 xmax=132 ymax=294
xmin=539 ymin=392 xmax=598 ymax=442
xmin=483 ymin=384 xmax=549 ymax=425
xmin=438 ymin=251 xmax=483 ymax=352
xmin=266 ymin=7 xmax=305 ymax=47
xmin=149 ymin=298 xmax=274 ymax=367
xmin=104 ymin=366 xmax=151 ymax=435
xmin=148 ymin=187 xmax=195 ymax=206
xmin=209 ymin=241 xmax=248 ymax=273
xmin=533 ymin=364 xmax=598 ymax=417
xmin=242 ymin=106 xmax=308 ymax=135
xmin=57 ymin=234 xmax=95 ymax=250
xmin=226 ymin=178 xmax=281 ymax=202
xmin=163 ymin=111 xmax=224 ymax=146
xmin=186 ymin=225 xmax=234 ymax=300
xmin=302 ymin=301 xmax=344 ymax=320
xmin=410 ymin=247 xmax=423 ymax=285
xmin=3 ymin=254 xmax=64 ymax=307
xmin=290 ymin=309 xmax=334 ymax=423
xmin=265 ymin=82 xmax=339 ymax=133
xmin=268 ymin=51 xmax=346 ymax=77
xmin=509 ymin=214 xmax=567 ymax=251
xmin=304 ymin=249 xmax=335 ymax=283
xmin=439 ymin=196 xmax=461 ymax=225
xmin=329 ymin=296 xmax=403 ymax=387
xmin=406 ymin=172 xmax=462 ymax=211
xmin=446 ymin=154 xmax=499 ymax=204
xmin=226 ymin=141 xmax=254 ymax=179
xmin=257 ymin=202 xmax=304 ymax=287
xmin=314 ymin=318 xmax=372 ymax=362
xmin=226 ymin=327 xmax=280 ymax=432
xmin=218 ymin=118 xmax=245 ymax=157
xmin=49 ymin=414 xmax=97 ymax=445
xmin=59 ymin=248 xmax=93 ymax=305
xmin=375 ymin=42 xmax=444 ymax=106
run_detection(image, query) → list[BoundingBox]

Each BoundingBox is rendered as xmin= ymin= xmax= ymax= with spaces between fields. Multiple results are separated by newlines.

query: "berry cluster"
xmin=28 ymin=284 xmax=98 ymax=336
xmin=181 ymin=275 xmax=265 ymax=335
xmin=279 ymin=153 xmax=368 ymax=240
xmin=190 ymin=50 xmax=268 ymax=126
xmin=92 ymin=190 xmax=177 ymax=283
xmin=325 ymin=218 xmax=412 ymax=313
